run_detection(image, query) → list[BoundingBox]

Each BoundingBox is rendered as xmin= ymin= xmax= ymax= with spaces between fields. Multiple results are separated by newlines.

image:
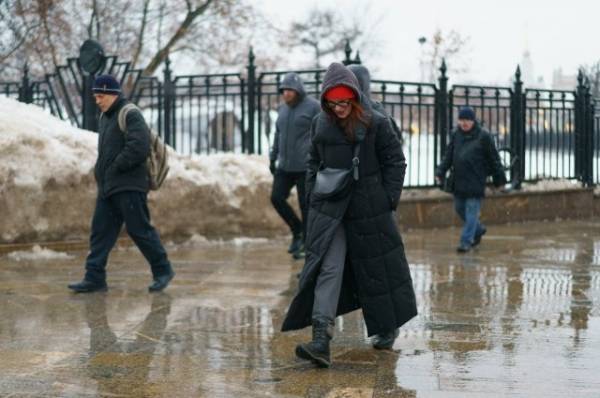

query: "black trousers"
xmin=84 ymin=191 xmax=172 ymax=283
xmin=270 ymin=170 xmax=307 ymax=237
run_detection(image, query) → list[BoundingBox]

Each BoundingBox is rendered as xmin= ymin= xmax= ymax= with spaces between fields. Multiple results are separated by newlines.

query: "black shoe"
xmin=148 ymin=271 xmax=175 ymax=292
xmin=456 ymin=243 xmax=471 ymax=253
xmin=473 ymin=227 xmax=487 ymax=246
xmin=288 ymin=233 xmax=303 ymax=254
xmin=68 ymin=280 xmax=107 ymax=293
xmin=295 ymin=317 xmax=332 ymax=368
xmin=372 ymin=329 xmax=399 ymax=350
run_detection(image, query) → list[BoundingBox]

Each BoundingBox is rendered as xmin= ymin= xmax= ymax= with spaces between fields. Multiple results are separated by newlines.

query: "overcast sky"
xmin=259 ymin=0 xmax=599 ymax=87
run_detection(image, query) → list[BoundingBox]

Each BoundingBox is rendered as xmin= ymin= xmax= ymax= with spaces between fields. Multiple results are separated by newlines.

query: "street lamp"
xmin=418 ymin=36 xmax=427 ymax=82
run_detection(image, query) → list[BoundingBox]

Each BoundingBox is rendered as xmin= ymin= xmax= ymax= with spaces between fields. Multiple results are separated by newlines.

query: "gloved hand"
xmin=269 ymin=160 xmax=276 ymax=175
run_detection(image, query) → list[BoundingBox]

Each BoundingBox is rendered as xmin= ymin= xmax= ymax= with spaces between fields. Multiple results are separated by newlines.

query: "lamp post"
xmin=418 ymin=36 xmax=427 ymax=83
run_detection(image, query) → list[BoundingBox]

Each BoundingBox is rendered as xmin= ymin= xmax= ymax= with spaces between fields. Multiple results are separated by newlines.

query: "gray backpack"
xmin=116 ymin=104 xmax=170 ymax=190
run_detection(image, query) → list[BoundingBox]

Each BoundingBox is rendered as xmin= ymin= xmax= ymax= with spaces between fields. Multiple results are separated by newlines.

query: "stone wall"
xmin=397 ymin=189 xmax=597 ymax=229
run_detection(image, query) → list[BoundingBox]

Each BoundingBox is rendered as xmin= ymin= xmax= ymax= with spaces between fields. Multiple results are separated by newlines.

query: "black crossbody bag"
xmin=313 ymin=143 xmax=360 ymax=201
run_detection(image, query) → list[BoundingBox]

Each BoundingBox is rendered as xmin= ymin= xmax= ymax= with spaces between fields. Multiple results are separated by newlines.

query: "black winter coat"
xmin=94 ymin=97 xmax=151 ymax=198
xmin=281 ymin=63 xmax=417 ymax=336
xmin=435 ymin=123 xmax=506 ymax=198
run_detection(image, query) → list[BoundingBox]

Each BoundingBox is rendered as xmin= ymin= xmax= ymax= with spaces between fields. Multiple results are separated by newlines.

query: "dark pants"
xmin=454 ymin=196 xmax=485 ymax=245
xmin=270 ymin=170 xmax=307 ymax=237
xmin=313 ymin=225 xmax=346 ymax=323
xmin=84 ymin=191 xmax=172 ymax=283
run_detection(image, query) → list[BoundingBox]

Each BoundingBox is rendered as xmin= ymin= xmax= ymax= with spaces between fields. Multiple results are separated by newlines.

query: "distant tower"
xmin=519 ymin=30 xmax=544 ymax=88
xmin=520 ymin=46 xmax=535 ymax=86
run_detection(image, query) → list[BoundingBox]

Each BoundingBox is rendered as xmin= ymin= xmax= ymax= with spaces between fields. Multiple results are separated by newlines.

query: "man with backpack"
xmin=68 ymin=74 xmax=174 ymax=293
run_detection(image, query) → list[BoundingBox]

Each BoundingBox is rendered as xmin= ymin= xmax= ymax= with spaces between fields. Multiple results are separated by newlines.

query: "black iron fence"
xmin=2 ymin=45 xmax=597 ymax=188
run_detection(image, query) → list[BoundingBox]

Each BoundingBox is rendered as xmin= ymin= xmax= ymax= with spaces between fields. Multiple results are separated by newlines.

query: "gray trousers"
xmin=312 ymin=224 xmax=347 ymax=322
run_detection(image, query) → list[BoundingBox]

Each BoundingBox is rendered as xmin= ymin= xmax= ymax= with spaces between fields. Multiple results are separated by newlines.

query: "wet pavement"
xmin=1 ymin=220 xmax=600 ymax=397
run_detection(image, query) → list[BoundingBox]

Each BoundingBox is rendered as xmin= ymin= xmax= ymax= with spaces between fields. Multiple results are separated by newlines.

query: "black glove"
xmin=269 ymin=160 xmax=276 ymax=175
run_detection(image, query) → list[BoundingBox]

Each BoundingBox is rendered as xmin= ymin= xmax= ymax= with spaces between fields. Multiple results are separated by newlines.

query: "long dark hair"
xmin=325 ymin=99 xmax=369 ymax=142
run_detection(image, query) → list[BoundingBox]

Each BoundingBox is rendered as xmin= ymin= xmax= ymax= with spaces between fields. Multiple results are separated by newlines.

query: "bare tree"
xmin=581 ymin=61 xmax=600 ymax=98
xmin=0 ymin=0 xmax=275 ymax=79
xmin=421 ymin=29 xmax=470 ymax=83
xmin=0 ymin=1 xmax=36 ymax=69
xmin=282 ymin=7 xmax=371 ymax=69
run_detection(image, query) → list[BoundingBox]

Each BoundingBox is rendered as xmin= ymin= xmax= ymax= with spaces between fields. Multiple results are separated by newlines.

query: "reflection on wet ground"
xmin=1 ymin=220 xmax=599 ymax=397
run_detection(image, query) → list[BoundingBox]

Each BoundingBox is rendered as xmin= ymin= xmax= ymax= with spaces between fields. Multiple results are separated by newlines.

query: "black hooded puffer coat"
xmin=281 ymin=63 xmax=417 ymax=336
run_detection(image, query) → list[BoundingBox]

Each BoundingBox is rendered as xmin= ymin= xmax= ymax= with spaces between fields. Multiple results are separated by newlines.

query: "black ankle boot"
xmin=372 ymin=328 xmax=399 ymax=350
xmin=288 ymin=232 xmax=303 ymax=254
xmin=295 ymin=317 xmax=332 ymax=368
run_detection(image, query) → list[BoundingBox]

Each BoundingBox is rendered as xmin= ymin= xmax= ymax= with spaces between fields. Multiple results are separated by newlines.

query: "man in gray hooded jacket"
xmin=270 ymin=73 xmax=321 ymax=258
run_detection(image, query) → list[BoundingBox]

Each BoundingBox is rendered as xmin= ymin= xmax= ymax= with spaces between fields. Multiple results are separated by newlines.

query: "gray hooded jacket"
xmin=270 ymin=73 xmax=321 ymax=172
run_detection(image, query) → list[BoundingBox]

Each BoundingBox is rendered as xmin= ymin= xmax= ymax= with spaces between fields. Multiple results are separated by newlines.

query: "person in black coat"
xmin=435 ymin=107 xmax=507 ymax=253
xmin=68 ymin=75 xmax=174 ymax=293
xmin=281 ymin=63 xmax=417 ymax=368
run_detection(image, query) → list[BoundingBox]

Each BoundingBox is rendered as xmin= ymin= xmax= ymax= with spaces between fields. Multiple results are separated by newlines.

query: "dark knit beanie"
xmin=92 ymin=75 xmax=121 ymax=94
xmin=458 ymin=106 xmax=476 ymax=121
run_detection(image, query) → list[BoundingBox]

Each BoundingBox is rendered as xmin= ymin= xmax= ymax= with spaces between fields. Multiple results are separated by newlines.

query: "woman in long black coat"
xmin=281 ymin=62 xmax=417 ymax=368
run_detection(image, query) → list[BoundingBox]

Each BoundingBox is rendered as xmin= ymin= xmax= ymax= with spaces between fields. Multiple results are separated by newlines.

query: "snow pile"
xmin=6 ymin=245 xmax=74 ymax=261
xmin=520 ymin=179 xmax=582 ymax=192
xmin=0 ymin=97 xmax=289 ymax=243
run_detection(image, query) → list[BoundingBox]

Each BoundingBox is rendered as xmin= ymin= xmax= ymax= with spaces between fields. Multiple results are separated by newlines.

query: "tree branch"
xmin=131 ymin=0 xmax=150 ymax=69
xmin=142 ymin=0 xmax=213 ymax=76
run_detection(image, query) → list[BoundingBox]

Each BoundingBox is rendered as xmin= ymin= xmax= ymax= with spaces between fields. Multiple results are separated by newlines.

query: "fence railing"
xmin=2 ymin=45 xmax=597 ymax=188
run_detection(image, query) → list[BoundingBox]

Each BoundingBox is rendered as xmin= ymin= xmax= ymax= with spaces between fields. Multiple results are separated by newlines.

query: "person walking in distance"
xmin=270 ymin=73 xmax=321 ymax=259
xmin=68 ymin=75 xmax=174 ymax=293
xmin=435 ymin=106 xmax=507 ymax=253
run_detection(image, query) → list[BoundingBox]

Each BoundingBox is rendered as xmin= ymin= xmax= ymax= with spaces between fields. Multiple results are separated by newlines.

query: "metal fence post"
xmin=436 ymin=59 xmax=449 ymax=166
xmin=575 ymin=70 xmax=586 ymax=183
xmin=510 ymin=66 xmax=525 ymax=188
xmin=163 ymin=56 xmax=174 ymax=147
xmin=246 ymin=47 xmax=256 ymax=154
xmin=18 ymin=64 xmax=34 ymax=104
xmin=82 ymin=74 xmax=98 ymax=132
xmin=583 ymin=79 xmax=594 ymax=186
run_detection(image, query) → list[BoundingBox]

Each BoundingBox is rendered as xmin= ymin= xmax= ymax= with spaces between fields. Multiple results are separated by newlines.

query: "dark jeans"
xmin=270 ymin=170 xmax=307 ymax=237
xmin=454 ymin=196 xmax=485 ymax=246
xmin=84 ymin=191 xmax=172 ymax=283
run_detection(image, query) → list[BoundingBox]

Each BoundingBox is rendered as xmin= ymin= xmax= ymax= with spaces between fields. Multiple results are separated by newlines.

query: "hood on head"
xmin=320 ymin=62 xmax=372 ymax=142
xmin=320 ymin=62 xmax=363 ymax=109
xmin=347 ymin=64 xmax=371 ymax=97
xmin=279 ymin=72 xmax=306 ymax=98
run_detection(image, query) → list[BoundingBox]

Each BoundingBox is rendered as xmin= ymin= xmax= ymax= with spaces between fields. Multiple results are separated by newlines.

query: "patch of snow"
xmin=6 ymin=245 xmax=74 ymax=261
xmin=520 ymin=179 xmax=581 ymax=192
xmin=174 ymin=234 xmax=270 ymax=247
